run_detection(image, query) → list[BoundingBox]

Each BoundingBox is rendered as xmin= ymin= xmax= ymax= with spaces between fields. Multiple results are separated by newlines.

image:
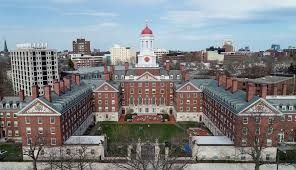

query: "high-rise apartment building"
xmin=72 ymin=38 xmax=91 ymax=55
xmin=10 ymin=43 xmax=59 ymax=96
xmin=110 ymin=44 xmax=136 ymax=65
xmin=154 ymin=48 xmax=169 ymax=62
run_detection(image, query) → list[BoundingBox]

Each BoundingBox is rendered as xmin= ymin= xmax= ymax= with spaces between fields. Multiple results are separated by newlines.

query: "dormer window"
xmin=289 ymin=106 xmax=293 ymax=111
xmin=130 ymin=75 xmax=134 ymax=79
xmin=13 ymin=104 xmax=17 ymax=109
xmin=161 ymin=75 xmax=164 ymax=79
xmin=114 ymin=75 xmax=118 ymax=80
xmin=170 ymin=75 xmax=174 ymax=79
xmin=5 ymin=104 xmax=10 ymax=109
xmin=282 ymin=106 xmax=286 ymax=111
xmin=177 ymin=75 xmax=180 ymax=79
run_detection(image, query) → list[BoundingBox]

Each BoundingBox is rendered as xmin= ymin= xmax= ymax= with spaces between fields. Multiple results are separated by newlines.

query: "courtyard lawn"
xmin=97 ymin=122 xmax=201 ymax=144
xmin=0 ymin=143 xmax=22 ymax=161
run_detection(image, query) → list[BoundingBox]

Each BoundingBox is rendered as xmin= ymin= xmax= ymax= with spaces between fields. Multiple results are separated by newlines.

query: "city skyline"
xmin=1 ymin=0 xmax=296 ymax=51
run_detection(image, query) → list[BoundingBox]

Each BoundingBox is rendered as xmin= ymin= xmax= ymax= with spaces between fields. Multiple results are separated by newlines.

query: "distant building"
xmin=110 ymin=44 xmax=136 ymax=65
xmin=223 ymin=40 xmax=234 ymax=52
xmin=10 ymin=43 xmax=59 ymax=96
xmin=154 ymin=48 xmax=169 ymax=62
xmin=70 ymin=53 xmax=108 ymax=69
xmin=3 ymin=40 xmax=8 ymax=57
xmin=72 ymin=38 xmax=91 ymax=55
xmin=205 ymin=51 xmax=224 ymax=63
xmin=271 ymin=44 xmax=280 ymax=51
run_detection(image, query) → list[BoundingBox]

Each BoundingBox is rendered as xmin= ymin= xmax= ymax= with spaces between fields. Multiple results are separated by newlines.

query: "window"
xmin=138 ymin=89 xmax=142 ymax=94
xmin=38 ymin=127 xmax=43 ymax=134
xmin=13 ymin=113 xmax=17 ymax=118
xmin=268 ymin=127 xmax=273 ymax=135
xmin=26 ymin=127 xmax=31 ymax=135
xmin=7 ymin=121 xmax=11 ymax=127
xmin=130 ymin=88 xmax=134 ymax=94
xmin=91 ymin=149 xmax=95 ymax=155
xmin=138 ymin=83 xmax=142 ymax=87
xmin=50 ymin=127 xmax=55 ymax=134
xmin=255 ymin=127 xmax=260 ymax=135
xmin=289 ymin=106 xmax=293 ymax=111
xmin=51 ymin=138 xmax=56 ymax=145
xmin=130 ymin=96 xmax=134 ymax=105
xmin=161 ymin=83 xmax=164 ymax=87
xmin=145 ymin=82 xmax=149 ymax=87
xmin=266 ymin=154 xmax=271 ymax=161
xmin=160 ymin=89 xmax=164 ymax=94
xmin=152 ymin=89 xmax=156 ymax=94
xmin=15 ymin=130 xmax=19 ymax=136
xmin=145 ymin=89 xmax=149 ymax=94
xmin=25 ymin=117 xmax=30 ymax=124
xmin=280 ymin=115 xmax=285 ymax=121
xmin=8 ymin=130 xmax=12 ymax=136
xmin=0 ymin=121 xmax=3 ymax=127
xmin=180 ymin=94 xmax=183 ymax=98
xmin=6 ymin=113 xmax=10 ymax=118
xmin=255 ymin=117 xmax=261 ymax=124
xmin=50 ymin=117 xmax=55 ymax=124
xmin=242 ymin=117 xmax=248 ymax=124
xmin=152 ymin=83 xmax=156 ymax=87
xmin=266 ymin=139 xmax=272 ymax=147
xmin=282 ymin=106 xmax=286 ymax=111
xmin=186 ymin=107 xmax=190 ymax=111
xmin=14 ymin=121 xmax=18 ymax=127
xmin=242 ymin=127 xmax=248 ymax=135
xmin=241 ymin=139 xmax=247 ymax=146
xmin=38 ymin=117 xmax=43 ymax=124
xmin=0 ymin=113 xmax=2 ymax=118
xmin=288 ymin=115 xmax=292 ymax=121
xmin=112 ymin=100 xmax=115 ymax=105
xmin=268 ymin=117 xmax=274 ymax=125
xmin=66 ymin=149 xmax=71 ymax=155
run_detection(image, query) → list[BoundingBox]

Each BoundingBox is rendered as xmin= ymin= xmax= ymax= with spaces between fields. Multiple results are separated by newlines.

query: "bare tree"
xmin=238 ymin=113 xmax=277 ymax=170
xmin=110 ymin=137 xmax=194 ymax=170
xmin=23 ymin=134 xmax=47 ymax=170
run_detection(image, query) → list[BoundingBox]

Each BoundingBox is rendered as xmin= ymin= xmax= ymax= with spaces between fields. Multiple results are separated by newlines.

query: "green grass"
xmin=0 ymin=143 xmax=23 ymax=161
xmin=97 ymin=123 xmax=201 ymax=144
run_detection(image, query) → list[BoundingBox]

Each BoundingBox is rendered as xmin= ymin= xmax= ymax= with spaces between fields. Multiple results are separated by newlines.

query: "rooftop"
xmin=191 ymin=79 xmax=259 ymax=113
xmin=64 ymin=136 xmax=104 ymax=145
xmin=235 ymin=76 xmax=293 ymax=84
xmin=192 ymin=136 xmax=234 ymax=145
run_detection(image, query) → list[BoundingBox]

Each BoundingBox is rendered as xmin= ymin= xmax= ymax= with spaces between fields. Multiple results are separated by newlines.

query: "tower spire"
xmin=4 ymin=40 xmax=8 ymax=53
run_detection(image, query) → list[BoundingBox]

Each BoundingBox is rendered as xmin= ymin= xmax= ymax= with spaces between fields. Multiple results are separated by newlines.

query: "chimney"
xmin=32 ymin=85 xmax=39 ymax=99
xmin=180 ymin=63 xmax=185 ymax=71
xmin=59 ymin=80 xmax=64 ymax=93
xmin=184 ymin=71 xmax=190 ymax=81
xmin=54 ymin=80 xmax=61 ymax=96
xmin=246 ymin=83 xmax=256 ymax=102
xmin=218 ymin=74 xmax=226 ymax=87
xmin=272 ymin=85 xmax=278 ymax=95
xmin=44 ymin=85 xmax=52 ymax=102
xmin=105 ymin=72 xmax=110 ymax=81
xmin=19 ymin=90 xmax=25 ymax=102
xmin=282 ymin=84 xmax=287 ymax=95
xmin=124 ymin=62 xmax=129 ymax=73
xmin=104 ymin=64 xmax=108 ymax=74
xmin=226 ymin=77 xmax=232 ymax=90
xmin=64 ymin=77 xmax=71 ymax=90
xmin=259 ymin=84 xmax=267 ymax=99
xmin=75 ymin=74 xmax=81 ymax=85
xmin=165 ymin=60 xmax=170 ymax=71
xmin=71 ymin=74 xmax=76 ymax=84
xmin=110 ymin=65 xmax=115 ymax=75
xmin=231 ymin=79 xmax=238 ymax=93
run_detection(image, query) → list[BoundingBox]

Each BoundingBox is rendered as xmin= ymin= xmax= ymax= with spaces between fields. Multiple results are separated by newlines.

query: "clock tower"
xmin=136 ymin=25 xmax=158 ymax=68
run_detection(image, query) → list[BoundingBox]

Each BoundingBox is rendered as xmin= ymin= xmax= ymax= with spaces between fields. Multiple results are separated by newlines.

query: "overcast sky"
xmin=1 ymin=0 xmax=296 ymax=51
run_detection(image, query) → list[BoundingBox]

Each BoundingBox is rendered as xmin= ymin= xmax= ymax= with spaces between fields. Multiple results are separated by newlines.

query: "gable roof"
xmin=17 ymin=98 xmax=61 ymax=116
xmin=94 ymin=81 xmax=119 ymax=92
xmin=176 ymin=81 xmax=202 ymax=92
xmin=135 ymin=71 xmax=159 ymax=81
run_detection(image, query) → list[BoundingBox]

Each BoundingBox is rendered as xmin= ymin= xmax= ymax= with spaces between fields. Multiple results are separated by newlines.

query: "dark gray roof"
xmin=126 ymin=69 xmax=135 ymax=76
xmin=235 ymin=76 xmax=293 ymax=84
xmin=39 ymin=82 xmax=93 ymax=113
xmin=266 ymin=96 xmax=296 ymax=113
xmin=82 ymin=79 xmax=105 ymax=90
xmin=190 ymin=79 xmax=260 ymax=113
xmin=0 ymin=96 xmax=32 ymax=111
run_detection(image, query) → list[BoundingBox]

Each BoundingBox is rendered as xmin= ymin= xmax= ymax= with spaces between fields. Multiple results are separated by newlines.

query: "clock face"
xmin=144 ymin=57 xmax=150 ymax=62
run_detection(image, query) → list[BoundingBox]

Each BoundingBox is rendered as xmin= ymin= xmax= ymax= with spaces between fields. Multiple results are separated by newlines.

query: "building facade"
xmin=70 ymin=53 xmax=105 ymax=69
xmin=72 ymin=38 xmax=91 ymax=55
xmin=110 ymin=44 xmax=137 ymax=65
xmin=10 ymin=43 xmax=59 ymax=96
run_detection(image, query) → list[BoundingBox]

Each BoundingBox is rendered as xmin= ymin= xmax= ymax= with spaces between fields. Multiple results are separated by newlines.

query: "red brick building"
xmin=0 ymin=75 xmax=94 ymax=146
